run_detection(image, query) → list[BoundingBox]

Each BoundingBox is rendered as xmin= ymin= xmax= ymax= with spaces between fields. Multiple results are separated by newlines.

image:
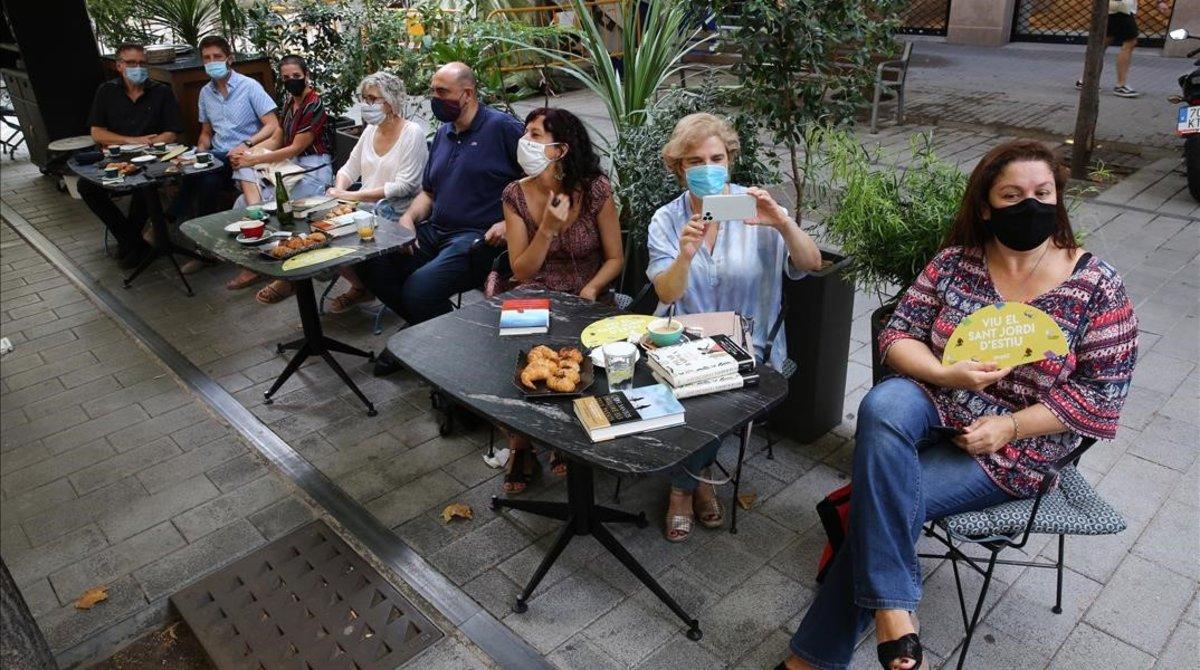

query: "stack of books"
xmin=645 ymin=335 xmax=758 ymax=399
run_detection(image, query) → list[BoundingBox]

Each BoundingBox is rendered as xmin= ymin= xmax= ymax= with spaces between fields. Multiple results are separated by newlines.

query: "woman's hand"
xmin=579 ymin=285 xmax=599 ymax=301
xmin=327 ymin=187 xmax=357 ymax=201
xmin=954 ymin=415 xmax=1017 ymax=456
xmin=542 ymin=191 xmax=572 ymax=235
xmin=679 ymin=213 xmax=706 ymax=260
xmin=937 ymin=360 xmax=1012 ymax=392
xmin=744 ymin=186 xmax=791 ymax=230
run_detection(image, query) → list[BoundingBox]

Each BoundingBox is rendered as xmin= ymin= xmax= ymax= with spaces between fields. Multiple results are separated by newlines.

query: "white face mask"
xmin=517 ymin=137 xmax=562 ymax=177
xmin=361 ymin=103 xmax=387 ymax=126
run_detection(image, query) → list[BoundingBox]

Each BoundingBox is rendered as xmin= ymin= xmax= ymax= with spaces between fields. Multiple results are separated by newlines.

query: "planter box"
xmin=333 ymin=118 xmax=361 ymax=174
xmin=769 ymin=250 xmax=855 ymax=443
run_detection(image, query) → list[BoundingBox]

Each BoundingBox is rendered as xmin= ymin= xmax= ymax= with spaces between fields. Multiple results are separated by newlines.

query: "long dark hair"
xmin=943 ymin=139 xmax=1078 ymax=250
xmin=524 ymin=107 xmax=605 ymax=211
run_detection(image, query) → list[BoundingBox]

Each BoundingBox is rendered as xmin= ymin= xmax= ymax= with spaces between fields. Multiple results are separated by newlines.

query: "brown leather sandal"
xmin=255 ymin=280 xmax=295 ymax=305
xmin=328 ymin=287 xmax=373 ymax=313
xmin=501 ymin=448 xmax=540 ymax=495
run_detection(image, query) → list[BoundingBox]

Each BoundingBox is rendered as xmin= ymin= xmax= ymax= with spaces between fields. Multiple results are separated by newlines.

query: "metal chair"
xmin=869 ymin=41 xmax=914 ymax=134
xmin=918 ymin=436 xmax=1126 ymax=669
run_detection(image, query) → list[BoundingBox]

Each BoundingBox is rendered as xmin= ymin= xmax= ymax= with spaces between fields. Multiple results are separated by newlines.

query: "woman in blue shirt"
xmin=646 ymin=112 xmax=822 ymax=542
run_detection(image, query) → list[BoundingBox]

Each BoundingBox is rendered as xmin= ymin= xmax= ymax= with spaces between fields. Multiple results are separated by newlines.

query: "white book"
xmin=651 ymin=371 xmax=747 ymax=399
xmin=645 ymin=338 xmax=739 ymax=387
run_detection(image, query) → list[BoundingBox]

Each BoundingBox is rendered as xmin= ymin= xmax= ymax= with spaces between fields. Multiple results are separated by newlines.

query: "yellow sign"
xmin=942 ymin=302 xmax=1068 ymax=367
xmin=579 ymin=314 xmax=656 ymax=349
xmin=281 ymin=246 xmax=354 ymax=272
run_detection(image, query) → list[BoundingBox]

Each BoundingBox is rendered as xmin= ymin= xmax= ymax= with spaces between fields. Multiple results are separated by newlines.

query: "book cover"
xmin=710 ymin=333 xmax=755 ymax=374
xmin=499 ymin=299 xmax=550 ymax=335
xmin=573 ymin=383 xmax=685 ymax=442
xmin=646 ymin=338 xmax=739 ymax=387
xmin=652 ymin=370 xmax=759 ymax=399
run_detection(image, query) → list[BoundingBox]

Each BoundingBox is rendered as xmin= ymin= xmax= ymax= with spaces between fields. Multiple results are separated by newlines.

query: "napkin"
xmin=280 ymin=246 xmax=354 ymax=271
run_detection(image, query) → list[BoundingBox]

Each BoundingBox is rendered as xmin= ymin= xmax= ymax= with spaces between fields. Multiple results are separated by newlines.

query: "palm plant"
xmin=141 ymin=0 xmax=224 ymax=47
xmin=502 ymin=0 xmax=711 ymax=143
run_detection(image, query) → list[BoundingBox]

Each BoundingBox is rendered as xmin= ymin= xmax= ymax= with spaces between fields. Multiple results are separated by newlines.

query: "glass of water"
xmin=603 ymin=341 xmax=637 ymax=393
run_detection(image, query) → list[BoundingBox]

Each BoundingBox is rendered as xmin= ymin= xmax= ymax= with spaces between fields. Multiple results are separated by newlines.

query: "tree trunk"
xmin=0 ymin=558 xmax=56 ymax=670
xmin=1071 ymin=0 xmax=1110 ymax=179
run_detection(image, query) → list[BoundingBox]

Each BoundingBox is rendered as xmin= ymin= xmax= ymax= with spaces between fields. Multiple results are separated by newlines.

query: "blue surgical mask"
xmin=124 ymin=66 xmax=148 ymax=86
xmin=685 ymin=164 xmax=728 ymax=197
xmin=204 ymin=61 xmax=229 ymax=80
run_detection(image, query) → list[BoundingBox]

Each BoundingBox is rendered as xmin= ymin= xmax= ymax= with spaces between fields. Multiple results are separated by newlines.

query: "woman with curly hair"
xmin=499 ymin=107 xmax=623 ymax=493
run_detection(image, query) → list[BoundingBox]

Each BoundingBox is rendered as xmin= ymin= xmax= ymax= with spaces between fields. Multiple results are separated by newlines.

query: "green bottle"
xmin=275 ymin=171 xmax=294 ymax=228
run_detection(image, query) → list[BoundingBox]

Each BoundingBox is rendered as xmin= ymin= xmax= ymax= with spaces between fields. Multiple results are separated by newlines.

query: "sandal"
xmin=226 ymin=269 xmax=262 ymax=290
xmin=327 ymin=287 xmax=373 ymax=314
xmin=549 ymin=450 xmax=568 ymax=477
xmin=255 ymin=280 xmax=294 ymax=305
xmin=694 ymin=482 xmax=724 ymax=529
xmin=664 ymin=512 xmax=694 ymax=543
xmin=501 ymin=448 xmax=540 ymax=494
xmin=877 ymin=633 xmax=922 ymax=670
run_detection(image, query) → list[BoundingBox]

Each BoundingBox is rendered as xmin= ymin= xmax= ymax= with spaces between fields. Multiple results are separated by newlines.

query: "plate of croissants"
xmin=259 ymin=232 xmax=330 ymax=260
xmin=514 ymin=345 xmax=594 ymax=398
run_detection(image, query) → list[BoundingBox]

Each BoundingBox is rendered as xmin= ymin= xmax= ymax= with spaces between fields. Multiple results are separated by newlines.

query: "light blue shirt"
xmin=646 ymin=185 xmax=806 ymax=369
xmin=198 ymin=70 xmax=277 ymax=153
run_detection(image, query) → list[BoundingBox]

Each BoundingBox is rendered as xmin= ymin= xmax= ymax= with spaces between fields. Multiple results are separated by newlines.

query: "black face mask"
xmin=985 ymin=198 xmax=1058 ymax=252
xmin=283 ymin=78 xmax=307 ymax=97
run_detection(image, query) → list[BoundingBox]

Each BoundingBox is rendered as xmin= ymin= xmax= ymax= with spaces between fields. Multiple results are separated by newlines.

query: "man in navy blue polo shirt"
xmin=357 ymin=62 xmax=523 ymax=330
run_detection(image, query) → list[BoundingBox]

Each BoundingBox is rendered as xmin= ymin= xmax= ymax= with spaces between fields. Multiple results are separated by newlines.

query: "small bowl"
xmin=245 ymin=204 xmax=265 ymax=220
xmin=194 ymin=151 xmax=212 ymax=165
xmin=239 ymin=220 xmax=265 ymax=239
xmin=647 ymin=317 xmax=684 ymax=346
xmin=103 ymin=166 xmax=120 ymax=179
xmin=106 ymin=145 xmax=121 ymax=158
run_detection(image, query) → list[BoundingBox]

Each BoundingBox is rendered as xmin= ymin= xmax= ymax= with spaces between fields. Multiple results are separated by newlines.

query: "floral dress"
xmin=501 ymin=176 xmax=612 ymax=295
xmin=878 ymin=245 xmax=1139 ymax=497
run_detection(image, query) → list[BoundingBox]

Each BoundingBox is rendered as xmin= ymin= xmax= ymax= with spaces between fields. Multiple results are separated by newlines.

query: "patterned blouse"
xmin=280 ymin=89 xmax=329 ymax=157
xmin=502 ymin=176 xmax=612 ymax=296
xmin=878 ymin=246 xmax=1138 ymax=498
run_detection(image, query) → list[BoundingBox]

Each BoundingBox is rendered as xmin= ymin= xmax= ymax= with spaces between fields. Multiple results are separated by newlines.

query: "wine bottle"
xmin=275 ymin=171 xmax=294 ymax=227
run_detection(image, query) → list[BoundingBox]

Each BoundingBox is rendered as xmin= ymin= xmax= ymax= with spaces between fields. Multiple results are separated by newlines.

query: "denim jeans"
xmin=168 ymin=150 xmax=233 ymax=221
xmin=789 ymin=378 xmax=1013 ymax=670
xmin=668 ymin=437 xmax=725 ymax=492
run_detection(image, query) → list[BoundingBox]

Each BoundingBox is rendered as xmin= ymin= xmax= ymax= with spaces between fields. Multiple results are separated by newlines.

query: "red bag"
xmin=815 ymin=483 xmax=852 ymax=583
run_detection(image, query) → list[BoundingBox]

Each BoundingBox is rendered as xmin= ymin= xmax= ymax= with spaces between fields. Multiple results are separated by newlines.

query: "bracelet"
xmin=1008 ymin=414 xmax=1021 ymax=441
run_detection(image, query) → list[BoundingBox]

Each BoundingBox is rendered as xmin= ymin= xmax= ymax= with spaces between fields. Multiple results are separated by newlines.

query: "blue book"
xmin=499 ymin=298 xmax=549 ymax=335
xmin=573 ymin=383 xmax=686 ymax=442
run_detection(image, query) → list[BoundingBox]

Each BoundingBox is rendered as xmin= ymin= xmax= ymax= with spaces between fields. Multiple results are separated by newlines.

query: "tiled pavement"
xmin=2 ymin=88 xmax=1198 ymax=667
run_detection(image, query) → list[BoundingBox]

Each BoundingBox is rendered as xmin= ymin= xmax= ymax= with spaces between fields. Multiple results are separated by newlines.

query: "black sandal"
xmin=877 ymin=633 xmax=922 ymax=670
xmin=502 ymin=448 xmax=540 ymax=494
xmin=549 ymin=450 xmax=568 ymax=477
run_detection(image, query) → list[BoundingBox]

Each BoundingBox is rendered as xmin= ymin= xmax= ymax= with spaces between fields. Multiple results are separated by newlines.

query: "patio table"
xmin=180 ymin=208 xmax=415 ymax=415
xmin=69 ymin=149 xmax=224 ymax=296
xmin=386 ymin=289 xmax=789 ymax=641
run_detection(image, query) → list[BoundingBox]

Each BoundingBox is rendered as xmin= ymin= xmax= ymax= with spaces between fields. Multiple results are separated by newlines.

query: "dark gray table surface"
xmin=179 ymin=208 xmax=415 ymax=281
xmin=387 ymin=289 xmax=789 ymax=475
xmin=69 ymin=150 xmax=224 ymax=193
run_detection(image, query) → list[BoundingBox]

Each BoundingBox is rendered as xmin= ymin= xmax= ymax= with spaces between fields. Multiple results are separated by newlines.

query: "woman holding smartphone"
xmin=646 ymin=112 xmax=822 ymax=542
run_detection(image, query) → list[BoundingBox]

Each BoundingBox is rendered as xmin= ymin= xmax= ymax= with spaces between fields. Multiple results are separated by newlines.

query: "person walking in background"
xmin=1075 ymin=0 xmax=1172 ymax=98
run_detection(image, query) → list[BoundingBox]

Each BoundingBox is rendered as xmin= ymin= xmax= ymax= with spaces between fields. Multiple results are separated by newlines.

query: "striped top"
xmin=198 ymin=70 xmax=277 ymax=153
xmin=879 ymin=246 xmax=1139 ymax=497
xmin=281 ymin=89 xmax=330 ymax=158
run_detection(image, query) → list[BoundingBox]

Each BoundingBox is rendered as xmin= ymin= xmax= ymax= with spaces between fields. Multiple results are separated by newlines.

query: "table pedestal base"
xmin=491 ymin=461 xmax=703 ymax=641
xmin=263 ymin=278 xmax=377 ymax=415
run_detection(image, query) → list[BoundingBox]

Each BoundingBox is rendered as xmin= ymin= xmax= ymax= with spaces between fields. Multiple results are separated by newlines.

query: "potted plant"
xmin=815 ymin=130 xmax=967 ymax=384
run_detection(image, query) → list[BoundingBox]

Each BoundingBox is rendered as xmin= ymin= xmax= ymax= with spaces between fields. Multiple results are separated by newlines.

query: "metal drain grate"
xmin=171 ymin=521 xmax=443 ymax=670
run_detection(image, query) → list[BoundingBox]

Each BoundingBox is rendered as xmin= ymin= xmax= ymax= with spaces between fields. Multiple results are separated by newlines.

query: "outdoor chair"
xmin=869 ymin=41 xmax=914 ymax=134
xmin=918 ymin=436 xmax=1125 ymax=669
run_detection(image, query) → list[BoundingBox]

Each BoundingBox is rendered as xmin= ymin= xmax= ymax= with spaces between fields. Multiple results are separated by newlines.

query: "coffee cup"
xmin=245 ymin=204 xmax=265 ymax=220
xmin=647 ymin=317 xmax=684 ymax=346
xmin=103 ymin=166 xmax=120 ymax=179
xmin=239 ymin=220 xmax=266 ymax=239
xmin=106 ymin=145 xmax=120 ymax=158
xmin=152 ymin=142 xmax=166 ymax=152
xmin=194 ymin=151 xmax=212 ymax=165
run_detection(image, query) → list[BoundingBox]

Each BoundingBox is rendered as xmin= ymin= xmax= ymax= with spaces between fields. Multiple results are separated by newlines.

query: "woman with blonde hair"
xmin=647 ymin=112 xmax=822 ymax=542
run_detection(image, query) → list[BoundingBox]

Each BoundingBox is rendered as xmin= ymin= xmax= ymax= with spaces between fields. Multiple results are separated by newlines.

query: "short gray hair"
xmin=358 ymin=71 xmax=406 ymax=116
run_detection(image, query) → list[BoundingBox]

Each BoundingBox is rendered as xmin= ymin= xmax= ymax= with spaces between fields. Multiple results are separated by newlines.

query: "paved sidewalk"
xmin=1 ymin=88 xmax=1197 ymax=668
xmin=904 ymin=39 xmax=1191 ymax=152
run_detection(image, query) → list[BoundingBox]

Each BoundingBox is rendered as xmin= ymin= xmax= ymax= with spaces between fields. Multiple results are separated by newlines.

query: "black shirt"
xmin=87 ymin=78 xmax=185 ymax=138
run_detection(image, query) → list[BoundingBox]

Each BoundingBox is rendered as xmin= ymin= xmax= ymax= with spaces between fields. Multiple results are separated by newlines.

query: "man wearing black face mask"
xmin=356 ymin=62 xmax=524 ymax=374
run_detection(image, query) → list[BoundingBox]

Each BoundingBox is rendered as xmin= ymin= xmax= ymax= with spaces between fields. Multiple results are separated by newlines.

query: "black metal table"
xmin=180 ymin=209 xmax=415 ymax=415
xmin=69 ymin=151 xmax=225 ymax=296
xmin=387 ymin=290 xmax=788 ymax=641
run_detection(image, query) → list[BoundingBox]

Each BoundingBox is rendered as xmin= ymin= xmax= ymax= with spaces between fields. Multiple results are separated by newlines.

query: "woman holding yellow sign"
xmin=780 ymin=140 xmax=1139 ymax=670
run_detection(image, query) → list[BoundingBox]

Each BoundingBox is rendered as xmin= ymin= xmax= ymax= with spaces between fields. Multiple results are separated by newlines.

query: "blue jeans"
xmin=789 ymin=378 xmax=1013 ymax=670
xmin=669 ymin=438 xmax=724 ymax=492
xmin=355 ymin=223 xmax=499 ymax=325
xmin=168 ymin=150 xmax=233 ymax=221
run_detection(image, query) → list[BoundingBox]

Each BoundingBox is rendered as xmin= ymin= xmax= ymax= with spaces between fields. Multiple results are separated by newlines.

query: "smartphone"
xmin=929 ymin=425 xmax=964 ymax=440
xmin=700 ymin=193 xmax=757 ymax=222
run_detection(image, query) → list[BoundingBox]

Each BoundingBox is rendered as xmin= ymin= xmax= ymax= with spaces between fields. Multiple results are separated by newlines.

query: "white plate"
xmin=224 ymin=219 xmax=256 ymax=234
xmin=589 ymin=346 xmax=641 ymax=369
xmin=294 ymin=195 xmax=334 ymax=210
xmin=236 ymin=232 xmax=273 ymax=245
xmin=329 ymin=212 xmax=357 ymax=226
xmin=131 ymin=155 xmax=156 ymax=164
xmin=261 ymin=201 xmax=278 ymax=212
xmin=119 ymin=143 xmax=146 ymax=152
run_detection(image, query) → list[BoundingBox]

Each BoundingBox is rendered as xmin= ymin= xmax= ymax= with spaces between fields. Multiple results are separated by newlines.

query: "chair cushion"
xmin=938 ymin=467 xmax=1126 ymax=540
